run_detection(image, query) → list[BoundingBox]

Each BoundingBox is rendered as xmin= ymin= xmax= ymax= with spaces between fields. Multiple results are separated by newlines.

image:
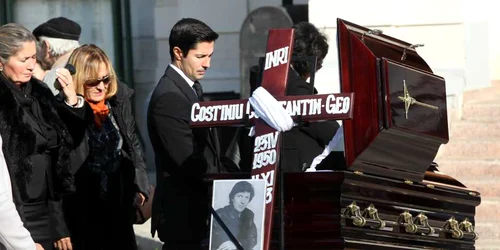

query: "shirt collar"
xmin=169 ymin=64 xmax=195 ymax=89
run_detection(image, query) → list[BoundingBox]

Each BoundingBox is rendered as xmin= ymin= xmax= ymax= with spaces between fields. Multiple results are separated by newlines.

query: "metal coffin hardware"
xmin=342 ymin=201 xmax=367 ymax=227
xmin=459 ymin=218 xmax=479 ymax=240
xmin=441 ymin=216 xmax=479 ymax=240
xmin=414 ymin=213 xmax=435 ymax=235
xmin=397 ymin=210 xmax=419 ymax=234
xmin=342 ymin=202 xmax=386 ymax=229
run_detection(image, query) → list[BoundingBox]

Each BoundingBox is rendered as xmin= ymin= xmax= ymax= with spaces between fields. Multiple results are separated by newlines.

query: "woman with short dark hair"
xmin=0 ymin=23 xmax=90 ymax=250
xmin=282 ymin=22 xmax=340 ymax=172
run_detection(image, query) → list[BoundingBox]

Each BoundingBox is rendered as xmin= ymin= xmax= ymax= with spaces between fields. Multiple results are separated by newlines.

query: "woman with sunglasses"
xmin=62 ymin=44 xmax=150 ymax=250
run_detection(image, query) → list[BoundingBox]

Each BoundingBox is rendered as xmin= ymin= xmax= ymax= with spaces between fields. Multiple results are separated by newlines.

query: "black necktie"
xmin=193 ymin=81 xmax=204 ymax=101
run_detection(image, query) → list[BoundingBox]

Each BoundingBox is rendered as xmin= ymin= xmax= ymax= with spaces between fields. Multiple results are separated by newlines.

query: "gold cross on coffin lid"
xmin=398 ymin=80 xmax=438 ymax=119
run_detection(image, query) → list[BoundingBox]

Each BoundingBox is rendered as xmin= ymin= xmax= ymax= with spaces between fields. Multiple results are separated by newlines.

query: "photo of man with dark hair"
xmin=210 ymin=180 xmax=265 ymax=250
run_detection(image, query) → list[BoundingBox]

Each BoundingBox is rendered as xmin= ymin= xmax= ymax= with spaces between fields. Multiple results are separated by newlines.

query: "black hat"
xmin=33 ymin=17 xmax=81 ymax=41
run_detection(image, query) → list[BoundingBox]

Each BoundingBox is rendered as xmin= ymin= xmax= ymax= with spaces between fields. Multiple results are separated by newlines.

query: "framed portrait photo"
xmin=209 ymin=179 xmax=266 ymax=250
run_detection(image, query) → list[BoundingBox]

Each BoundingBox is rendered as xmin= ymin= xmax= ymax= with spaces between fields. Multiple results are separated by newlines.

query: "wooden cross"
xmin=191 ymin=29 xmax=354 ymax=250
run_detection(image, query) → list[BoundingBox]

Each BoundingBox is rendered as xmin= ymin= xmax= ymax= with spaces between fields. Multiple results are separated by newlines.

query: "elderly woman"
xmin=0 ymin=23 xmax=90 ymax=250
xmin=62 ymin=44 xmax=149 ymax=250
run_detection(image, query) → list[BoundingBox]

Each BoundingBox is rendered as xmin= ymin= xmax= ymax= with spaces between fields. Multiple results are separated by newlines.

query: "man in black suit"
xmin=281 ymin=22 xmax=340 ymax=172
xmin=147 ymin=18 xmax=222 ymax=250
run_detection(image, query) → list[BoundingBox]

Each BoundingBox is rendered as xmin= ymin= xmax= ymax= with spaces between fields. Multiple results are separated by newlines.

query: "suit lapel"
xmin=165 ymin=66 xmax=220 ymax=159
xmin=165 ymin=66 xmax=198 ymax=104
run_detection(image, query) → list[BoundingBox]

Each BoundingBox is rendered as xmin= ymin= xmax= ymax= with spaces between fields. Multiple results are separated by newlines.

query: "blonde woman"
xmin=62 ymin=44 xmax=149 ymax=250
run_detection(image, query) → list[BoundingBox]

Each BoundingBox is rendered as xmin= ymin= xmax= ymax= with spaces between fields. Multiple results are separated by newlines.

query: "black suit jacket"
xmin=147 ymin=66 xmax=222 ymax=244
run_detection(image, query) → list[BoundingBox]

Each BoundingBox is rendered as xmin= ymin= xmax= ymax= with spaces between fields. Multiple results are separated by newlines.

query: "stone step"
xmin=434 ymin=159 xmax=500 ymax=182
xmin=450 ymin=121 xmax=500 ymax=140
xmin=475 ymin=223 xmax=500 ymax=244
xmin=475 ymin=198 xmax=500 ymax=223
xmin=462 ymin=102 xmax=500 ymax=122
xmin=476 ymin=240 xmax=500 ymax=250
xmin=437 ymin=140 xmax=500 ymax=160
xmin=463 ymin=80 xmax=500 ymax=104
xmin=460 ymin=180 xmax=500 ymax=197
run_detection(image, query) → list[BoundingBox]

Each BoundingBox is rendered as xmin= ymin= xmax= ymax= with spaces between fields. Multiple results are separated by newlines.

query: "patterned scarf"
xmin=88 ymin=100 xmax=110 ymax=129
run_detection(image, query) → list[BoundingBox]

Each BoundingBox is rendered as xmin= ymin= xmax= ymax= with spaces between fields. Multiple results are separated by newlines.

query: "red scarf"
xmin=88 ymin=100 xmax=109 ymax=129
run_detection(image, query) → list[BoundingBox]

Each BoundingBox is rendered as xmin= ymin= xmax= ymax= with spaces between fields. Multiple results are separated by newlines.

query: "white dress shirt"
xmin=169 ymin=64 xmax=197 ymax=96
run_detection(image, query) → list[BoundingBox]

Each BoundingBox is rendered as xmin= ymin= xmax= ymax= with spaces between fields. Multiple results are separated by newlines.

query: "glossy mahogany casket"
xmin=203 ymin=18 xmax=480 ymax=250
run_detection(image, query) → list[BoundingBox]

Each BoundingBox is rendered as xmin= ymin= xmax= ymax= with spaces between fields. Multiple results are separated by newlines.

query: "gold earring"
xmin=0 ymin=67 xmax=3 ymax=71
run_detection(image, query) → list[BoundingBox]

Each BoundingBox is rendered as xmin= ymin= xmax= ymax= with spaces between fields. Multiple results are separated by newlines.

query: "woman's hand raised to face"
xmin=56 ymin=68 xmax=78 ymax=106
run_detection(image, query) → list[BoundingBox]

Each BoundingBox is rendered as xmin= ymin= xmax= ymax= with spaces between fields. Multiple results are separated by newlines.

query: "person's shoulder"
xmin=150 ymin=76 xmax=178 ymax=102
xmin=154 ymin=72 xmax=182 ymax=96
xmin=243 ymin=207 xmax=255 ymax=217
xmin=148 ymin=88 xmax=191 ymax=118
xmin=217 ymin=205 xmax=231 ymax=213
xmin=286 ymin=68 xmax=311 ymax=96
xmin=112 ymin=81 xmax=134 ymax=102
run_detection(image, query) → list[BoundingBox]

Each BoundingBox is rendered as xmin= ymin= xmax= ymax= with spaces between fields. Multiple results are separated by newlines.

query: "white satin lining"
xmin=307 ymin=126 xmax=344 ymax=172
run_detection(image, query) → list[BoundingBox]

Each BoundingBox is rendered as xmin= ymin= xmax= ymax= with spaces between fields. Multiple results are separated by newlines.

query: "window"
xmin=1 ymin=0 xmax=133 ymax=85
xmin=13 ymin=0 xmax=116 ymax=64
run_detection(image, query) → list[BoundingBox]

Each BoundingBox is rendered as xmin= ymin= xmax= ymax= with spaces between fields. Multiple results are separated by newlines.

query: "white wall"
xmin=308 ymin=0 xmax=498 ymax=108
xmin=153 ymin=0 xmax=286 ymax=94
xmin=14 ymin=0 xmax=116 ymax=65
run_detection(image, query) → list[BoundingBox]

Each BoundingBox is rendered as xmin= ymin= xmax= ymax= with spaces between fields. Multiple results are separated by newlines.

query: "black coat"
xmin=281 ymin=69 xmax=340 ymax=172
xmin=109 ymin=83 xmax=150 ymax=196
xmin=0 ymin=74 xmax=90 ymax=241
xmin=147 ymin=66 xmax=222 ymax=245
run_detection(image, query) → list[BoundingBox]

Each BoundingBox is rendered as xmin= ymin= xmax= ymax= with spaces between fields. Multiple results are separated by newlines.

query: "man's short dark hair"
xmin=291 ymin=22 xmax=329 ymax=78
xmin=228 ymin=181 xmax=255 ymax=205
xmin=169 ymin=18 xmax=219 ymax=61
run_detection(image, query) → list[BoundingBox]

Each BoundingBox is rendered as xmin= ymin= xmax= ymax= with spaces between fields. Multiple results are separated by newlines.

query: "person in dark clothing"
xmin=227 ymin=22 xmax=339 ymax=173
xmin=0 ymin=23 xmax=90 ymax=250
xmin=62 ymin=44 xmax=150 ymax=250
xmin=148 ymin=18 xmax=232 ymax=250
xmin=281 ymin=22 xmax=340 ymax=172
xmin=211 ymin=181 xmax=258 ymax=250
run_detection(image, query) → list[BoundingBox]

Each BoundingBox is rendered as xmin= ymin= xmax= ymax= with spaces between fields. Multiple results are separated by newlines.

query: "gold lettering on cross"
xmin=398 ymin=80 xmax=438 ymax=119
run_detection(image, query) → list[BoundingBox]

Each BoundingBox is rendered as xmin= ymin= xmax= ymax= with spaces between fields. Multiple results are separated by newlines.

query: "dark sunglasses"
xmin=85 ymin=75 xmax=112 ymax=87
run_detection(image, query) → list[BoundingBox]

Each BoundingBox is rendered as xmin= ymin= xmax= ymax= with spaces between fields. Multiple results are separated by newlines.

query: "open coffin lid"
xmin=334 ymin=18 xmax=450 ymax=183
